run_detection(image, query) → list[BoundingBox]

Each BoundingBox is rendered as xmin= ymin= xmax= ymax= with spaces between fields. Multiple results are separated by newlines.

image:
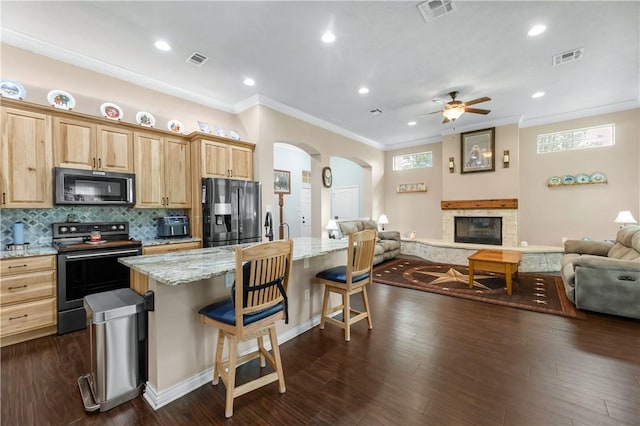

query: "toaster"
xmin=157 ymin=216 xmax=190 ymax=238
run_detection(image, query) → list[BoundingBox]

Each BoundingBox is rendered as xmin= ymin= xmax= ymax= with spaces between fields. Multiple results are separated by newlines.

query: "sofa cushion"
xmin=564 ymin=240 xmax=612 ymax=256
xmin=338 ymin=221 xmax=363 ymax=236
xmin=361 ymin=220 xmax=378 ymax=230
xmin=379 ymin=239 xmax=401 ymax=252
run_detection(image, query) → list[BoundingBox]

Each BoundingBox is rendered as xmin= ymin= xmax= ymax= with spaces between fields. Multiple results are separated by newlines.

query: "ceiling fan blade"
xmin=432 ymin=98 xmax=447 ymax=105
xmin=415 ymin=110 xmax=443 ymax=119
xmin=464 ymin=107 xmax=491 ymax=115
xmin=464 ymin=96 xmax=491 ymax=106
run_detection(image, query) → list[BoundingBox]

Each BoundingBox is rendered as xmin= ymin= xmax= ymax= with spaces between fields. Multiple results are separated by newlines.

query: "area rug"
xmin=373 ymin=258 xmax=585 ymax=319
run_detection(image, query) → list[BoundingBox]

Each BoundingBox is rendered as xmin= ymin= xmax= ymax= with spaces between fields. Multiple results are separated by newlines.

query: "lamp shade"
xmin=325 ymin=219 xmax=339 ymax=230
xmin=614 ymin=211 xmax=638 ymax=225
xmin=378 ymin=214 xmax=389 ymax=225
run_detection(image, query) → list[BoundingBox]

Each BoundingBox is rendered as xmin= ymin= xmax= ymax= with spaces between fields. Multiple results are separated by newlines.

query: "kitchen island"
xmin=119 ymin=237 xmax=348 ymax=409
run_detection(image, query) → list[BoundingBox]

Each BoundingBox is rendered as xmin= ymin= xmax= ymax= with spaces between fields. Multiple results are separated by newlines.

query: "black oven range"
xmin=53 ymin=222 xmax=142 ymax=335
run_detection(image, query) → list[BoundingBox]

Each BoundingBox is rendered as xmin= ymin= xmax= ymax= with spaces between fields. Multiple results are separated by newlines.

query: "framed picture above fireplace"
xmin=461 ymin=127 xmax=495 ymax=174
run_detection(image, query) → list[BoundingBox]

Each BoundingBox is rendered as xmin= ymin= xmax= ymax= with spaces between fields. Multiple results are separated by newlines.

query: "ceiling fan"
xmin=417 ymin=91 xmax=491 ymax=123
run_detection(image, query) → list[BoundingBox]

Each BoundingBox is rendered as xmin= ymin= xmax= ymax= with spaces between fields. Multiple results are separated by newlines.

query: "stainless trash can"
xmin=78 ymin=288 xmax=146 ymax=412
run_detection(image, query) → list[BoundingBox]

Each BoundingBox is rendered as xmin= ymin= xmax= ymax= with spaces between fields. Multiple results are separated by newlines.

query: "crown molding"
xmin=235 ymin=94 xmax=385 ymax=150
xmin=519 ymin=99 xmax=640 ymax=128
xmin=1 ymin=29 xmax=235 ymax=113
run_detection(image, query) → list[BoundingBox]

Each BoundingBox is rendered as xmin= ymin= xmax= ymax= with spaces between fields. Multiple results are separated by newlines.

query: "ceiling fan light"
xmin=443 ymin=106 xmax=464 ymax=121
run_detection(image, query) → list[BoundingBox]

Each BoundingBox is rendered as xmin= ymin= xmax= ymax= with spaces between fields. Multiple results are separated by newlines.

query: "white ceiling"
xmin=2 ymin=1 xmax=639 ymax=150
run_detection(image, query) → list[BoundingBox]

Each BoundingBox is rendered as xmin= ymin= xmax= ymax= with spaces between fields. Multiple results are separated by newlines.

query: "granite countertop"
xmin=0 ymin=246 xmax=57 ymax=259
xmin=142 ymin=237 xmax=201 ymax=247
xmin=119 ymin=237 xmax=348 ymax=286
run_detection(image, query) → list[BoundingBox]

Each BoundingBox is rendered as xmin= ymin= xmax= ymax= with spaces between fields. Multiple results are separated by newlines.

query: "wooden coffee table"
xmin=468 ymin=249 xmax=523 ymax=295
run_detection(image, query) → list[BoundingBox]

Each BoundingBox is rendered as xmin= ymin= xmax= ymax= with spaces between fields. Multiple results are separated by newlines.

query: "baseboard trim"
xmin=142 ymin=314 xmax=323 ymax=410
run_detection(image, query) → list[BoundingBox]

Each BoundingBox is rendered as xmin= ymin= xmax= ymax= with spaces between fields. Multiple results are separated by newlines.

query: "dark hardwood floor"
xmin=2 ymin=276 xmax=639 ymax=425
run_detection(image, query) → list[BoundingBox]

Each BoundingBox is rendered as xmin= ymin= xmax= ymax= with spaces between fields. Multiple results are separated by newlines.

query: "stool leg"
xmin=362 ymin=286 xmax=373 ymax=330
xmin=269 ymin=325 xmax=286 ymax=393
xmin=212 ymin=329 xmax=225 ymax=385
xmin=343 ymin=292 xmax=351 ymax=341
xmin=257 ymin=335 xmax=266 ymax=367
xmin=225 ymin=335 xmax=238 ymax=418
xmin=320 ymin=286 xmax=330 ymax=330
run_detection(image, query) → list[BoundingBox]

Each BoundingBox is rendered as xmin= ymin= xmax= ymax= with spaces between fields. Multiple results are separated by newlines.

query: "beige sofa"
xmin=335 ymin=219 xmax=401 ymax=265
xmin=560 ymin=225 xmax=640 ymax=319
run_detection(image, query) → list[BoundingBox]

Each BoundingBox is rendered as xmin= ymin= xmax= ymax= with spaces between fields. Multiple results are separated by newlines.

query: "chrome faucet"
xmin=264 ymin=212 xmax=274 ymax=241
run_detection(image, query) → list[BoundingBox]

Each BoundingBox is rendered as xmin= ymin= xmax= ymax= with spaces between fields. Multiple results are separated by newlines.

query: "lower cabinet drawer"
xmin=1 ymin=270 xmax=56 ymax=305
xmin=1 ymin=298 xmax=56 ymax=337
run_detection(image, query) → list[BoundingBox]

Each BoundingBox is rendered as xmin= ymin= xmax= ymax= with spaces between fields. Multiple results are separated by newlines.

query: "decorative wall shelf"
xmin=547 ymin=181 xmax=608 ymax=188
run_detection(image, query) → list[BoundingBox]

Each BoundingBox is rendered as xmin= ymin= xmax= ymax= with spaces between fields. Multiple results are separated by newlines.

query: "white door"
xmin=332 ymin=185 xmax=359 ymax=220
xmin=300 ymin=185 xmax=311 ymax=237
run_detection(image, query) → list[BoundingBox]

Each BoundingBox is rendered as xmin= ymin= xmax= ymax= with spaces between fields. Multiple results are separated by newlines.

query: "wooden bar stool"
xmin=315 ymin=229 xmax=376 ymax=341
xmin=199 ymin=240 xmax=293 ymax=418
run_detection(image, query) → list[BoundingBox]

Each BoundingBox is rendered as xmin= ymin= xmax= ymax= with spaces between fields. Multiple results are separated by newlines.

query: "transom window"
xmin=393 ymin=151 xmax=433 ymax=170
xmin=537 ymin=124 xmax=615 ymax=154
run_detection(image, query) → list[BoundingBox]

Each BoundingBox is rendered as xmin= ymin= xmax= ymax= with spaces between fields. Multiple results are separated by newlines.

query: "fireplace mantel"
xmin=441 ymin=198 xmax=518 ymax=210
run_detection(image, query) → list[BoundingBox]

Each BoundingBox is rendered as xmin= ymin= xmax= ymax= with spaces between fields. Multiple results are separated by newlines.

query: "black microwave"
xmin=54 ymin=167 xmax=136 ymax=206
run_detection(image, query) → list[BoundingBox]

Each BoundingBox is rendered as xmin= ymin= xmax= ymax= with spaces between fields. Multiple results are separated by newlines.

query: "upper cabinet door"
xmin=229 ymin=145 xmax=253 ymax=181
xmin=134 ymin=132 xmax=164 ymax=208
xmin=164 ymin=137 xmax=191 ymax=208
xmin=1 ymin=107 xmax=53 ymax=208
xmin=96 ymin=125 xmax=133 ymax=172
xmin=202 ymin=140 xmax=229 ymax=178
xmin=53 ymin=116 xmax=95 ymax=170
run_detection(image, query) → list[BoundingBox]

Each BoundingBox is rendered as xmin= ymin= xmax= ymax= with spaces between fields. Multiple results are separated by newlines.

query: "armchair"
xmin=560 ymin=225 xmax=640 ymax=319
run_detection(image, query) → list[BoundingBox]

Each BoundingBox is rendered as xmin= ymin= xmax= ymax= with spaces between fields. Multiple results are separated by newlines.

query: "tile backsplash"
xmin=1 ymin=207 xmax=186 ymax=248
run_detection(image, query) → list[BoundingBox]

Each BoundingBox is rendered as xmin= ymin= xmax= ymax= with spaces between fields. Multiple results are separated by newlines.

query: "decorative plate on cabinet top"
xmin=548 ymin=176 xmax=562 ymax=186
xmin=215 ymin=126 xmax=226 ymax=137
xmin=561 ymin=175 xmax=575 ymax=185
xmin=168 ymin=119 xmax=184 ymax=134
xmin=0 ymin=79 xmax=26 ymax=100
xmin=100 ymin=102 xmax=123 ymax=120
xmin=590 ymin=171 xmax=607 ymax=183
xmin=198 ymin=120 xmax=211 ymax=134
xmin=229 ymin=130 xmax=240 ymax=140
xmin=575 ymin=173 xmax=590 ymax=184
xmin=136 ymin=111 xmax=156 ymax=127
xmin=47 ymin=89 xmax=75 ymax=110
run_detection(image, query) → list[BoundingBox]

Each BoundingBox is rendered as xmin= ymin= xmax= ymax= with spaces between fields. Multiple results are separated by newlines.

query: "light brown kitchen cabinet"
xmin=0 ymin=255 xmax=57 ymax=347
xmin=53 ymin=116 xmax=133 ymax=172
xmin=142 ymin=241 xmax=201 ymax=255
xmin=202 ymin=139 xmax=253 ymax=180
xmin=0 ymin=107 xmax=53 ymax=208
xmin=134 ymin=132 xmax=191 ymax=208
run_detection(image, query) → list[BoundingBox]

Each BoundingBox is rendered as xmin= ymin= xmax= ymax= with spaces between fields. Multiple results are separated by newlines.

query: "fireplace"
xmin=455 ymin=216 xmax=502 ymax=245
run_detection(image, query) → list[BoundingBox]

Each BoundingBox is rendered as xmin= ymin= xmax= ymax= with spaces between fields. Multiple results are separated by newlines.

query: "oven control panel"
xmin=52 ymin=222 xmax=129 ymax=238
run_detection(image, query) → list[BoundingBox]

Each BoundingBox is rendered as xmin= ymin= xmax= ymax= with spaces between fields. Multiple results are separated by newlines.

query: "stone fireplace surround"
xmin=399 ymin=198 xmax=563 ymax=272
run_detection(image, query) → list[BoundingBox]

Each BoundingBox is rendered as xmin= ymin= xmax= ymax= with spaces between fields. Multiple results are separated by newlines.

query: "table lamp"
xmin=326 ymin=219 xmax=339 ymax=239
xmin=378 ymin=214 xmax=389 ymax=231
xmin=614 ymin=210 xmax=638 ymax=228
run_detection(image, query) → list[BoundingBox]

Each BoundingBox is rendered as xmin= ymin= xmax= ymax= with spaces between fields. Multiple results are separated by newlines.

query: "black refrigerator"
xmin=202 ymin=178 xmax=262 ymax=247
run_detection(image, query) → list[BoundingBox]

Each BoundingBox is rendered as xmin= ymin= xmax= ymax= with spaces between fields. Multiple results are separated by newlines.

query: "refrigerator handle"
xmin=201 ymin=185 xmax=206 ymax=204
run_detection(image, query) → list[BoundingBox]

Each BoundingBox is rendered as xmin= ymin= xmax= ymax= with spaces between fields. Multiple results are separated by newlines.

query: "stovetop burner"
xmin=52 ymin=222 xmax=141 ymax=252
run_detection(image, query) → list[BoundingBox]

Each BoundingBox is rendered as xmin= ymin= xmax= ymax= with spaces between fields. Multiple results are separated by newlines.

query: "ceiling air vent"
xmin=552 ymin=48 xmax=584 ymax=66
xmin=417 ymin=0 xmax=456 ymax=23
xmin=186 ymin=52 xmax=209 ymax=66
xmin=370 ymin=108 xmax=383 ymax=115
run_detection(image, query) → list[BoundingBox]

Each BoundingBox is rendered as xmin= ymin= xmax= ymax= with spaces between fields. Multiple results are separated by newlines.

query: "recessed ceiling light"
xmin=321 ymin=31 xmax=336 ymax=43
xmin=528 ymin=24 xmax=546 ymax=36
xmin=243 ymin=78 xmax=255 ymax=87
xmin=408 ymin=121 xmax=417 ymax=126
xmin=532 ymin=91 xmax=545 ymax=98
xmin=358 ymin=87 xmax=369 ymax=94
xmin=154 ymin=40 xmax=171 ymax=51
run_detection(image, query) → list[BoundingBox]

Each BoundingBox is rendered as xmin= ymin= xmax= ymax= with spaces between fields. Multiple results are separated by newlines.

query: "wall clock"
xmin=322 ymin=167 xmax=333 ymax=188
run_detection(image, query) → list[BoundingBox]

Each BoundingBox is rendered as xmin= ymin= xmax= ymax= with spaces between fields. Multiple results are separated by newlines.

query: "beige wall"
xmin=386 ymin=111 xmax=639 ymax=246
xmin=384 ymin=143 xmax=443 ymax=239
xmin=519 ymin=109 xmax=639 ymax=244
xmin=1 ymin=44 xmax=384 ymax=237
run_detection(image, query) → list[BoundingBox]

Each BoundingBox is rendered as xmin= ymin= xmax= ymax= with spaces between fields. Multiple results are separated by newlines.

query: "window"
xmin=537 ymin=124 xmax=614 ymax=154
xmin=393 ymin=151 xmax=433 ymax=170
